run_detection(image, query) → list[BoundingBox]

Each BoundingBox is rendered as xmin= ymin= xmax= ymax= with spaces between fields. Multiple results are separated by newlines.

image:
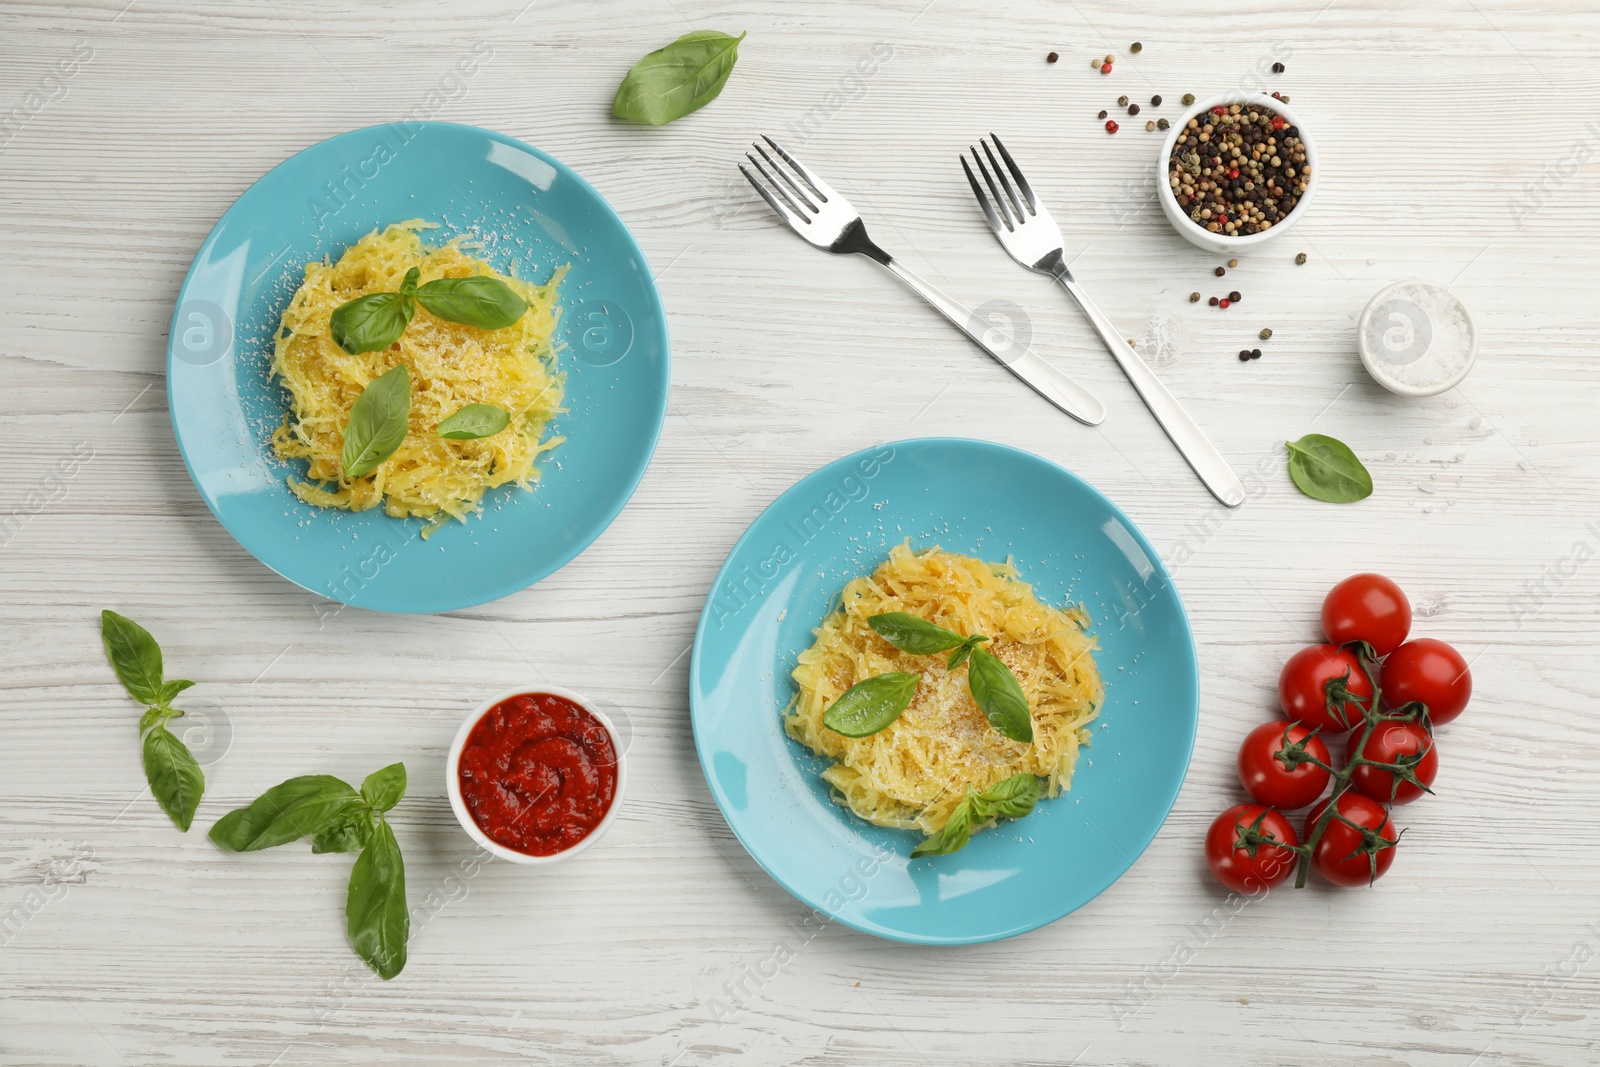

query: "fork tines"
xmin=960 ymin=134 xmax=1038 ymax=234
xmin=740 ymin=135 xmax=832 ymax=223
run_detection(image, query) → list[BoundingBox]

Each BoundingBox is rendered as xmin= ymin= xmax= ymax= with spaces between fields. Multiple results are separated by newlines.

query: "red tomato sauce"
xmin=458 ymin=692 xmax=618 ymax=856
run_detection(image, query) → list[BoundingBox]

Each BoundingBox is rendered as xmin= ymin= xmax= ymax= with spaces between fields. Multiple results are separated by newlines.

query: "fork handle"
xmin=875 ymin=257 xmax=1107 ymax=426
xmin=1054 ymin=273 xmax=1245 ymax=507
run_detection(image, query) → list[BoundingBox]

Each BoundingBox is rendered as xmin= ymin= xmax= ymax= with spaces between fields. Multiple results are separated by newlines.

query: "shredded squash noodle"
xmin=270 ymin=221 xmax=565 ymax=537
xmin=787 ymin=544 xmax=1104 ymax=837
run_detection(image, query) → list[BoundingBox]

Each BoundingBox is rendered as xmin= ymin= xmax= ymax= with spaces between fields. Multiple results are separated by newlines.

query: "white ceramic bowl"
xmin=446 ymin=684 xmax=627 ymax=866
xmin=1356 ymin=279 xmax=1479 ymax=397
xmin=1156 ymin=92 xmax=1318 ymax=254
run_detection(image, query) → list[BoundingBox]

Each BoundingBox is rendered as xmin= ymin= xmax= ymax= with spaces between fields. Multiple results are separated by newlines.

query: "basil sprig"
xmin=612 ymin=30 xmax=746 ymax=125
xmin=912 ymin=773 xmax=1041 ymax=858
xmin=967 ymin=648 xmax=1034 ymax=744
xmin=211 ymin=763 xmax=409 ymax=980
xmin=329 ymin=268 xmax=527 ymax=355
xmin=436 ymin=403 xmax=511 ymax=441
xmin=100 ymin=610 xmax=204 ymax=831
xmin=821 ymin=672 xmax=920 ymax=737
xmin=331 ymin=267 xmax=418 ymax=354
xmin=341 ymin=364 xmax=411 ymax=478
xmin=416 ymin=276 xmax=527 ymax=330
xmin=943 ymin=634 xmax=989 ymax=670
xmin=855 ymin=612 xmax=1034 ymax=741
xmin=1286 ymin=433 xmax=1373 ymax=503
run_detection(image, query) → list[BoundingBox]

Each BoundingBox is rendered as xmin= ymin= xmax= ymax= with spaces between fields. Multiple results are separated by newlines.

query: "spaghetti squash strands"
xmin=787 ymin=544 xmax=1104 ymax=839
xmin=270 ymin=222 xmax=565 ymax=537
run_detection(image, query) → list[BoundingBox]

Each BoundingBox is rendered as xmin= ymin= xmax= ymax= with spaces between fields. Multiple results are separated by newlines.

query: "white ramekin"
xmin=1356 ymin=279 xmax=1479 ymax=397
xmin=446 ymin=684 xmax=627 ymax=866
xmin=1156 ymin=92 xmax=1318 ymax=254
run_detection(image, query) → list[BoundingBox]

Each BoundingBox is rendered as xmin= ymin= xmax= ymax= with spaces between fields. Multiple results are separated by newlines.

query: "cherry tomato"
xmin=1346 ymin=720 xmax=1438 ymax=804
xmin=1321 ymin=573 xmax=1411 ymax=656
xmin=1380 ymin=638 xmax=1471 ymax=725
xmin=1278 ymin=644 xmax=1373 ymax=734
xmin=1303 ymin=792 xmax=1397 ymax=886
xmin=1237 ymin=721 xmax=1332 ymax=810
xmin=1205 ymin=803 xmax=1300 ymax=893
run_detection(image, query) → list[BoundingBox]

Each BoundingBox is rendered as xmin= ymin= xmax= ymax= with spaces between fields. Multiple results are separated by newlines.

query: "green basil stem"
xmin=100 ymin=610 xmax=204 ymax=831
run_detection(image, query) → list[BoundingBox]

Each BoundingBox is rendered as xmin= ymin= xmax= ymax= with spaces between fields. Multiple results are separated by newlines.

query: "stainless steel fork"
xmin=961 ymin=135 xmax=1245 ymax=507
xmin=740 ymin=136 xmax=1106 ymax=426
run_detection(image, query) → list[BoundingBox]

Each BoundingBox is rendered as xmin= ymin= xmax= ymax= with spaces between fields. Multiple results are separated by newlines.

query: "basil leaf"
xmin=822 ymin=672 xmax=920 ymax=737
xmin=612 ymin=29 xmax=746 ymax=126
xmin=360 ymin=762 xmax=407 ymax=813
xmin=1285 ymin=433 xmax=1373 ymax=503
xmin=912 ymin=798 xmax=974 ymax=858
xmin=967 ymin=648 xmax=1034 ymax=744
xmin=341 ymin=364 xmax=411 ymax=479
xmin=347 ymin=818 xmax=408 ymax=980
xmin=312 ymin=806 xmax=375 ymax=854
xmin=158 ymin=678 xmax=194 ymax=705
xmin=330 ymin=291 xmax=412 ymax=354
xmin=101 ymin=609 xmax=165 ymax=706
xmin=867 ymin=612 xmax=968 ymax=656
xmin=971 ymin=773 xmax=1041 ymax=821
xmin=946 ymin=635 xmax=989 ymax=671
xmin=209 ymin=775 xmax=361 ymax=851
xmin=143 ymin=725 xmax=204 ymax=832
xmin=436 ymin=403 xmax=511 ymax=441
xmin=416 ymin=276 xmax=527 ymax=330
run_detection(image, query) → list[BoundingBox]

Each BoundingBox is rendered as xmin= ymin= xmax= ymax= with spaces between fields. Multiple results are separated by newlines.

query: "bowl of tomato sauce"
xmin=446 ymin=685 xmax=626 ymax=865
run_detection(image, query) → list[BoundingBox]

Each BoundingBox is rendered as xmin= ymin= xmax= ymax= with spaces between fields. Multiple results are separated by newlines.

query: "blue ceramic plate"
xmin=167 ymin=122 xmax=668 ymax=613
xmin=689 ymin=439 xmax=1198 ymax=944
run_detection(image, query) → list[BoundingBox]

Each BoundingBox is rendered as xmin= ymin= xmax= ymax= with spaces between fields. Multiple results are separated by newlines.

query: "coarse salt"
xmin=1357 ymin=280 xmax=1477 ymax=396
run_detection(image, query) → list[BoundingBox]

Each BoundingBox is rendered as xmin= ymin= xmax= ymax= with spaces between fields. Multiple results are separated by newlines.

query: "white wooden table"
xmin=3 ymin=2 xmax=1596 ymax=1064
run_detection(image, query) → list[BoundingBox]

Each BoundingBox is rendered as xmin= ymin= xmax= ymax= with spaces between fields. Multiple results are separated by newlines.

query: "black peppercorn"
xmin=1271 ymin=61 xmax=1285 ymax=73
xmin=1048 ymin=51 xmax=1060 ymax=63
xmin=1214 ymin=266 xmax=1226 ymax=277
xmin=1228 ymin=290 xmax=1241 ymax=302
xmin=1151 ymin=95 xmax=1162 ymax=106
xmin=1129 ymin=103 xmax=1141 ymax=116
